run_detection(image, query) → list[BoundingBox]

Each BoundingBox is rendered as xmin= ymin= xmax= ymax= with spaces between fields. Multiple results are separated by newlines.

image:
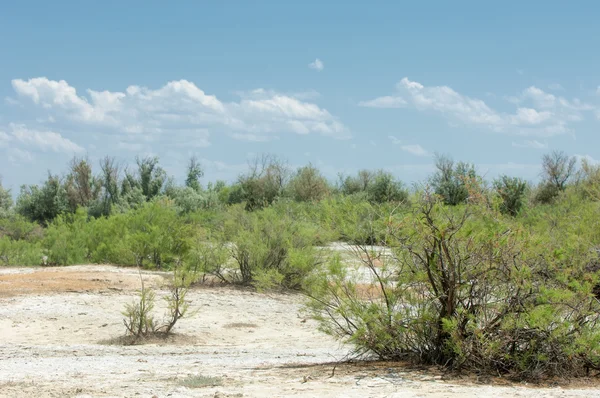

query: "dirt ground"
xmin=1 ymin=265 xmax=600 ymax=397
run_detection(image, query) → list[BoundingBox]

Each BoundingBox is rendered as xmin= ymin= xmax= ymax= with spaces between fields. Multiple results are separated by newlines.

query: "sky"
xmin=1 ymin=0 xmax=600 ymax=192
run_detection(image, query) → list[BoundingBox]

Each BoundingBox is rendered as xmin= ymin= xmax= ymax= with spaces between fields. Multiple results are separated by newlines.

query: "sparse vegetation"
xmin=2 ymin=150 xmax=600 ymax=379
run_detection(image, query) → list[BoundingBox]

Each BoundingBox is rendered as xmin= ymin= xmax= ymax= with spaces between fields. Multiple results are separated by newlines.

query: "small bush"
xmin=179 ymin=375 xmax=222 ymax=388
xmin=123 ymin=263 xmax=192 ymax=341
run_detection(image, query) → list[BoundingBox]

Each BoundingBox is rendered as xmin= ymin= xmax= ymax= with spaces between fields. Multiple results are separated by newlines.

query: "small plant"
xmin=179 ymin=375 xmax=222 ymax=388
xmin=122 ymin=263 xmax=192 ymax=341
xmin=122 ymin=274 xmax=157 ymax=338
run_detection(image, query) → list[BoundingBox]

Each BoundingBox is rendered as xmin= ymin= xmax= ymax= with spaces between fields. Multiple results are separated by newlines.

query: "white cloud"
xmin=388 ymin=135 xmax=402 ymax=145
xmin=0 ymin=131 xmax=11 ymax=147
xmin=510 ymin=108 xmax=552 ymax=125
xmin=9 ymin=77 xmax=348 ymax=144
xmin=7 ymin=148 xmax=34 ymax=163
xmin=2 ymin=123 xmax=84 ymax=153
xmin=401 ymin=144 xmax=429 ymax=157
xmin=388 ymin=135 xmax=429 ymax=156
xmin=308 ymin=58 xmax=324 ymax=71
xmin=360 ymin=77 xmax=593 ymax=137
xmin=359 ymin=96 xmax=407 ymax=108
xmin=511 ymin=140 xmax=548 ymax=149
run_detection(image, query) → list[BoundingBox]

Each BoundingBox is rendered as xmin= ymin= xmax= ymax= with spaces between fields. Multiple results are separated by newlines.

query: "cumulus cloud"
xmin=359 ymin=96 xmax=407 ymax=108
xmin=1 ymin=123 xmax=84 ymax=154
xmin=7 ymin=148 xmax=34 ymax=163
xmin=360 ymin=77 xmax=593 ymax=137
xmin=388 ymin=136 xmax=429 ymax=156
xmin=400 ymin=144 xmax=429 ymax=157
xmin=308 ymin=58 xmax=324 ymax=71
xmin=9 ymin=77 xmax=348 ymax=144
xmin=388 ymin=135 xmax=402 ymax=145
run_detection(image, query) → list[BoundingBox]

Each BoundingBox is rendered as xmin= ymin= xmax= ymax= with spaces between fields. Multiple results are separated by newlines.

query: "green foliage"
xmin=493 ymin=175 xmax=528 ymax=216
xmin=64 ymin=157 xmax=101 ymax=212
xmin=43 ymin=208 xmax=90 ymax=265
xmin=238 ymin=155 xmax=289 ymax=210
xmin=185 ymin=156 xmax=204 ymax=192
xmin=0 ymin=236 xmax=43 ymax=265
xmin=541 ymin=150 xmax=576 ymax=192
xmin=179 ymin=375 xmax=223 ymax=388
xmin=367 ymin=171 xmax=408 ymax=204
xmin=115 ymin=200 xmax=191 ymax=268
xmin=0 ymin=179 xmax=13 ymax=218
xmin=307 ymin=192 xmax=600 ymax=379
xmin=288 ymin=164 xmax=330 ymax=202
xmin=430 ymin=154 xmax=478 ymax=206
xmin=121 ymin=156 xmax=167 ymax=201
xmin=166 ymin=186 xmax=220 ymax=214
xmin=122 ymin=279 xmax=157 ymax=338
xmin=0 ymin=214 xmax=41 ymax=241
xmin=16 ymin=173 xmax=68 ymax=224
xmin=338 ymin=170 xmax=373 ymax=195
xmin=123 ymin=263 xmax=192 ymax=340
xmin=224 ymin=183 xmax=245 ymax=205
xmin=532 ymin=182 xmax=560 ymax=204
xmin=222 ymin=206 xmax=321 ymax=289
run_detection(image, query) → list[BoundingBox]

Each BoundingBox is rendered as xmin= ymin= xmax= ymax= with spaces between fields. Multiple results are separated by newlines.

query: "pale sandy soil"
xmin=1 ymin=265 xmax=600 ymax=398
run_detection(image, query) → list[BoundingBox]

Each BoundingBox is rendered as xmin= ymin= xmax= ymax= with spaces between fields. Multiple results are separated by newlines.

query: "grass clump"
xmin=179 ymin=375 xmax=223 ymax=388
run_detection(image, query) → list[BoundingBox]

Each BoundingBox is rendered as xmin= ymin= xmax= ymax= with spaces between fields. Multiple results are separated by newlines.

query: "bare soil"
xmin=1 ymin=265 xmax=600 ymax=397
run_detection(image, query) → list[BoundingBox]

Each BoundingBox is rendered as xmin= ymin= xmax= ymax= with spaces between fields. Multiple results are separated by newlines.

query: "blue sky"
xmin=1 ymin=1 xmax=600 ymax=192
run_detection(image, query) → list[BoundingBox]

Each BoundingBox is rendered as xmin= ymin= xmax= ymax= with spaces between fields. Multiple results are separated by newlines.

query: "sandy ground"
xmin=1 ymin=266 xmax=600 ymax=397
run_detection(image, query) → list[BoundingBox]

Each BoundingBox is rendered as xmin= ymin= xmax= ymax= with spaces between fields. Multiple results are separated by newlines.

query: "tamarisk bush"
xmin=306 ymin=190 xmax=600 ymax=379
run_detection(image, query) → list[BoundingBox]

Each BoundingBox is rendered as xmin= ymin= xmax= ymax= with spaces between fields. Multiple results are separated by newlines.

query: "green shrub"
xmin=430 ymin=155 xmax=479 ymax=206
xmin=42 ymin=208 xmax=90 ymax=265
xmin=493 ymin=175 xmax=527 ymax=216
xmin=288 ymin=164 xmax=330 ymax=202
xmin=0 ymin=236 xmax=43 ymax=265
xmin=16 ymin=173 xmax=69 ymax=225
xmin=118 ymin=200 xmax=191 ymax=269
xmin=222 ymin=206 xmax=320 ymax=289
xmin=306 ymin=192 xmax=600 ymax=379
xmin=367 ymin=171 xmax=408 ymax=204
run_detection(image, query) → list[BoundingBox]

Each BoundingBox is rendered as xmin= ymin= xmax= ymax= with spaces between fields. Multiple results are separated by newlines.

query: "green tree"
xmin=121 ymin=156 xmax=166 ymax=202
xmin=185 ymin=156 xmax=204 ymax=192
xmin=289 ymin=164 xmax=330 ymax=202
xmin=64 ymin=156 xmax=101 ymax=212
xmin=367 ymin=171 xmax=408 ymax=204
xmin=238 ymin=154 xmax=289 ymax=210
xmin=0 ymin=178 xmax=13 ymax=218
xmin=430 ymin=154 xmax=477 ymax=205
xmin=16 ymin=173 xmax=68 ymax=224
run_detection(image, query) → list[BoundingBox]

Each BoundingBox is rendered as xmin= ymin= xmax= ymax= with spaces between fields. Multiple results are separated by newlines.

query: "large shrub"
xmin=221 ymin=206 xmax=321 ymax=289
xmin=306 ymin=192 xmax=600 ymax=379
